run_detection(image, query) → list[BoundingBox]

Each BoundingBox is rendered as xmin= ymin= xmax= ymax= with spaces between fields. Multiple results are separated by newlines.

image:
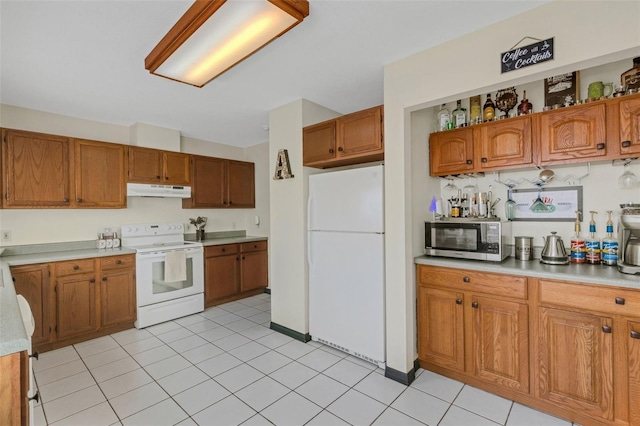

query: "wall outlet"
xmin=1 ymin=230 xmax=11 ymax=242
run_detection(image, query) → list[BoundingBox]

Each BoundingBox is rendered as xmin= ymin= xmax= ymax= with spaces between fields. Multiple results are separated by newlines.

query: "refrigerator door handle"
xmin=307 ymin=195 xmax=313 ymax=229
xmin=307 ymin=232 xmax=313 ymax=269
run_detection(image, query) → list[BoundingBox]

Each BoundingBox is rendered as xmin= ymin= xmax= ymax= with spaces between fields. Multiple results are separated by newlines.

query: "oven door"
xmin=136 ymin=247 xmax=204 ymax=307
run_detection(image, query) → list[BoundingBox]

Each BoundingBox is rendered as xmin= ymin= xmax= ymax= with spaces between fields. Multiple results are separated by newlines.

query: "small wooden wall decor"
xmin=273 ymin=149 xmax=294 ymax=180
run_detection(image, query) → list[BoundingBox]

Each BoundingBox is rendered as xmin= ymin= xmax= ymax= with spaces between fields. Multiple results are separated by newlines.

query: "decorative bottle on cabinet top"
xmin=452 ymin=100 xmax=467 ymax=128
xmin=621 ymin=57 xmax=640 ymax=90
xmin=517 ymin=90 xmax=533 ymax=115
xmin=436 ymin=104 xmax=451 ymax=132
xmin=483 ymin=94 xmax=495 ymax=122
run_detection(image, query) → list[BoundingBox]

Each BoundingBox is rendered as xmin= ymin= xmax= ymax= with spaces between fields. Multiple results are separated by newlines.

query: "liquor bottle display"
xmin=436 ymin=104 xmax=451 ymax=131
xmin=469 ymin=95 xmax=481 ymax=124
xmin=517 ymin=90 xmax=533 ymax=115
xmin=483 ymin=94 xmax=495 ymax=121
xmin=621 ymin=56 xmax=640 ymax=90
xmin=452 ymin=100 xmax=467 ymax=128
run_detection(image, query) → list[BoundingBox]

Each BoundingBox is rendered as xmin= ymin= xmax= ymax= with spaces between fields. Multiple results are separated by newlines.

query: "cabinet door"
xmin=127 ymin=146 xmax=162 ymax=183
xmin=100 ymin=268 xmax=136 ymax=327
xmin=337 ymin=105 xmax=383 ymax=157
xmin=539 ymin=103 xmax=607 ymax=163
xmin=477 ymin=116 xmax=533 ymax=170
xmin=240 ymin=251 xmax=268 ymax=292
xmin=473 ymin=296 xmax=529 ymax=392
xmin=74 ymin=139 xmax=126 ymax=208
xmin=184 ymin=156 xmax=227 ymax=208
xmin=429 ymin=127 xmax=474 ymax=176
xmin=10 ymin=264 xmax=51 ymax=346
xmin=537 ymin=307 xmax=613 ymax=420
xmin=619 ymin=95 xmax=640 ymax=156
xmin=2 ymin=129 xmax=71 ymax=207
xmin=205 ymin=254 xmax=239 ymax=305
xmin=303 ymin=120 xmax=337 ymax=165
xmin=417 ymin=286 xmax=465 ymax=371
xmin=163 ymin=151 xmax=190 ymax=185
xmin=629 ymin=321 xmax=640 ymax=425
xmin=56 ymin=274 xmax=98 ymax=340
xmin=227 ymin=160 xmax=255 ymax=208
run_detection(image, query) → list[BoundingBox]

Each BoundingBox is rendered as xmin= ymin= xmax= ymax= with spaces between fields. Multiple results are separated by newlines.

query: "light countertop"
xmin=0 ymin=233 xmax=267 ymax=357
xmin=415 ymin=255 xmax=640 ymax=290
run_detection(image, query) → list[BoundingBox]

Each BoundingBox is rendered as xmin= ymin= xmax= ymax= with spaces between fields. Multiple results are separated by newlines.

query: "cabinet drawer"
xmin=538 ymin=279 xmax=640 ymax=317
xmin=241 ymin=241 xmax=267 ymax=253
xmin=206 ymin=244 xmax=238 ymax=257
xmin=55 ymin=258 xmax=95 ymax=276
xmin=418 ymin=265 xmax=527 ymax=299
xmin=100 ymin=255 xmax=135 ymax=270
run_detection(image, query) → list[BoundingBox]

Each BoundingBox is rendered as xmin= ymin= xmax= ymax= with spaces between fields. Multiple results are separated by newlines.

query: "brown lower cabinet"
xmin=0 ymin=350 xmax=28 ymax=426
xmin=204 ymin=241 xmax=268 ymax=307
xmin=10 ymin=254 xmax=136 ymax=353
xmin=417 ymin=264 xmax=640 ymax=426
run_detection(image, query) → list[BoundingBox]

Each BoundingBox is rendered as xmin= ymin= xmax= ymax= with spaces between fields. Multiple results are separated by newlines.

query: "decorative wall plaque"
xmin=273 ymin=149 xmax=294 ymax=179
xmin=501 ymin=37 xmax=554 ymax=73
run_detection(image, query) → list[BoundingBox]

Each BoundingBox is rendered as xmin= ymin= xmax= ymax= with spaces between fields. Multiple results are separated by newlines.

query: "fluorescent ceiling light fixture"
xmin=145 ymin=0 xmax=309 ymax=87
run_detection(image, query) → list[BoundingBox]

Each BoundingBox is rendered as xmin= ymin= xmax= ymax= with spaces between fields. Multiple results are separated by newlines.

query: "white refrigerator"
xmin=308 ymin=164 xmax=385 ymax=368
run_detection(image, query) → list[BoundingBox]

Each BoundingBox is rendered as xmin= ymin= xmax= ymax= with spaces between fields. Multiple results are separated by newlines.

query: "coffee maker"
xmin=618 ymin=204 xmax=640 ymax=274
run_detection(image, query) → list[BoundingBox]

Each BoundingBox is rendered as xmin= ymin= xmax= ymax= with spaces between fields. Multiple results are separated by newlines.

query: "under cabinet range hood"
xmin=126 ymin=183 xmax=191 ymax=198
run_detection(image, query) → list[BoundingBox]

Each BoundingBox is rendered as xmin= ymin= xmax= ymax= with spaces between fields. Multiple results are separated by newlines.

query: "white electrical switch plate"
xmin=254 ymin=216 xmax=260 ymax=226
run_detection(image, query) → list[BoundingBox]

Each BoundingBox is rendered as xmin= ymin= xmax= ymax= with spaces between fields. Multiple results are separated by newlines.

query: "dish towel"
xmin=165 ymin=250 xmax=187 ymax=282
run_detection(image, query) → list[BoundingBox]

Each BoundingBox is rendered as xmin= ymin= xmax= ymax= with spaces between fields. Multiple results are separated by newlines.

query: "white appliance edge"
xmin=308 ymin=164 xmax=385 ymax=368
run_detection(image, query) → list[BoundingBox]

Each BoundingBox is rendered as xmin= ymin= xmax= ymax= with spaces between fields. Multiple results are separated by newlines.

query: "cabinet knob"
xmin=116 ymin=260 xmax=122 ymax=265
xmin=30 ymin=351 xmax=39 ymax=360
xmin=63 ymin=198 xmax=69 ymax=202
xmin=596 ymin=143 xmax=605 ymax=150
xmin=254 ymin=244 xmax=257 ymax=248
xmin=631 ymin=330 xmax=640 ymax=339
xmin=76 ymin=198 xmax=82 ymax=203
xmin=456 ymin=299 xmax=462 ymax=305
xmin=242 ymin=256 xmax=245 ymax=260
xmin=466 ymin=159 xmax=472 ymax=165
xmin=481 ymin=157 xmax=487 ymax=163
xmin=221 ymin=248 xmax=225 ymax=252
xmin=165 ymin=176 xmax=169 ymax=180
xmin=73 ymin=265 xmax=80 ymax=270
xmin=329 ymin=149 xmax=334 ymax=154
xmin=89 ymin=278 xmax=95 ymax=283
xmin=156 ymin=175 xmax=161 ymax=179
xmin=102 ymin=277 xmax=107 ymax=282
xmin=28 ymin=391 xmax=39 ymax=404
xmin=338 ymin=147 xmax=344 ymax=152
xmin=602 ymin=325 xmax=612 ymax=333
xmin=463 ymin=276 xmax=470 ymax=283
xmin=622 ymin=140 xmax=632 ymax=148
xmin=229 ymin=201 xmax=233 ymax=205
xmin=615 ymin=297 xmax=625 ymax=305
xmin=471 ymin=302 xmax=478 ymax=308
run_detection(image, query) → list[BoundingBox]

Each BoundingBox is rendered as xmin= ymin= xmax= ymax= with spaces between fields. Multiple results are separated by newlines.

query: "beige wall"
xmin=0 ymin=104 xmax=270 ymax=246
xmin=268 ymin=99 xmax=339 ymax=335
xmin=384 ymin=0 xmax=640 ymax=374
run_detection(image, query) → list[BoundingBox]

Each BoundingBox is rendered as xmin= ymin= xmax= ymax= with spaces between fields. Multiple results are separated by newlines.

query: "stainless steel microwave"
xmin=424 ymin=219 xmax=511 ymax=261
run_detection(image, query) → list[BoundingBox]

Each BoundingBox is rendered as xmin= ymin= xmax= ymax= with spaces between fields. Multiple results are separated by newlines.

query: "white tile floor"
xmin=32 ymin=293 xmax=580 ymax=426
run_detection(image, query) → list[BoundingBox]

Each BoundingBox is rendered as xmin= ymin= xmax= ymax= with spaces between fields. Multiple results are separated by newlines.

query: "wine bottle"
xmin=483 ymin=94 xmax=495 ymax=122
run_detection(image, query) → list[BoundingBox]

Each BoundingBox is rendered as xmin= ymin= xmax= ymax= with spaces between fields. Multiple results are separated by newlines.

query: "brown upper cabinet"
xmin=1 ymin=129 xmax=126 ymax=208
xmin=618 ymin=95 xmax=640 ymax=157
xmin=539 ymin=103 xmax=607 ymax=164
xmin=428 ymin=94 xmax=640 ymax=176
xmin=75 ymin=139 xmax=126 ymax=208
xmin=127 ymin=146 xmax=190 ymax=185
xmin=2 ymin=129 xmax=72 ymax=207
xmin=430 ymin=117 xmax=533 ymax=176
xmin=303 ymin=105 xmax=384 ymax=168
xmin=183 ymin=155 xmax=255 ymax=209
xmin=429 ymin=127 xmax=475 ymax=176
xmin=477 ymin=115 xmax=533 ymax=170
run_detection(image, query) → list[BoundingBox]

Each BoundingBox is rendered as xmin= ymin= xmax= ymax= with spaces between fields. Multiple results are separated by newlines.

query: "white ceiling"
xmin=0 ymin=1 xmax=546 ymax=148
